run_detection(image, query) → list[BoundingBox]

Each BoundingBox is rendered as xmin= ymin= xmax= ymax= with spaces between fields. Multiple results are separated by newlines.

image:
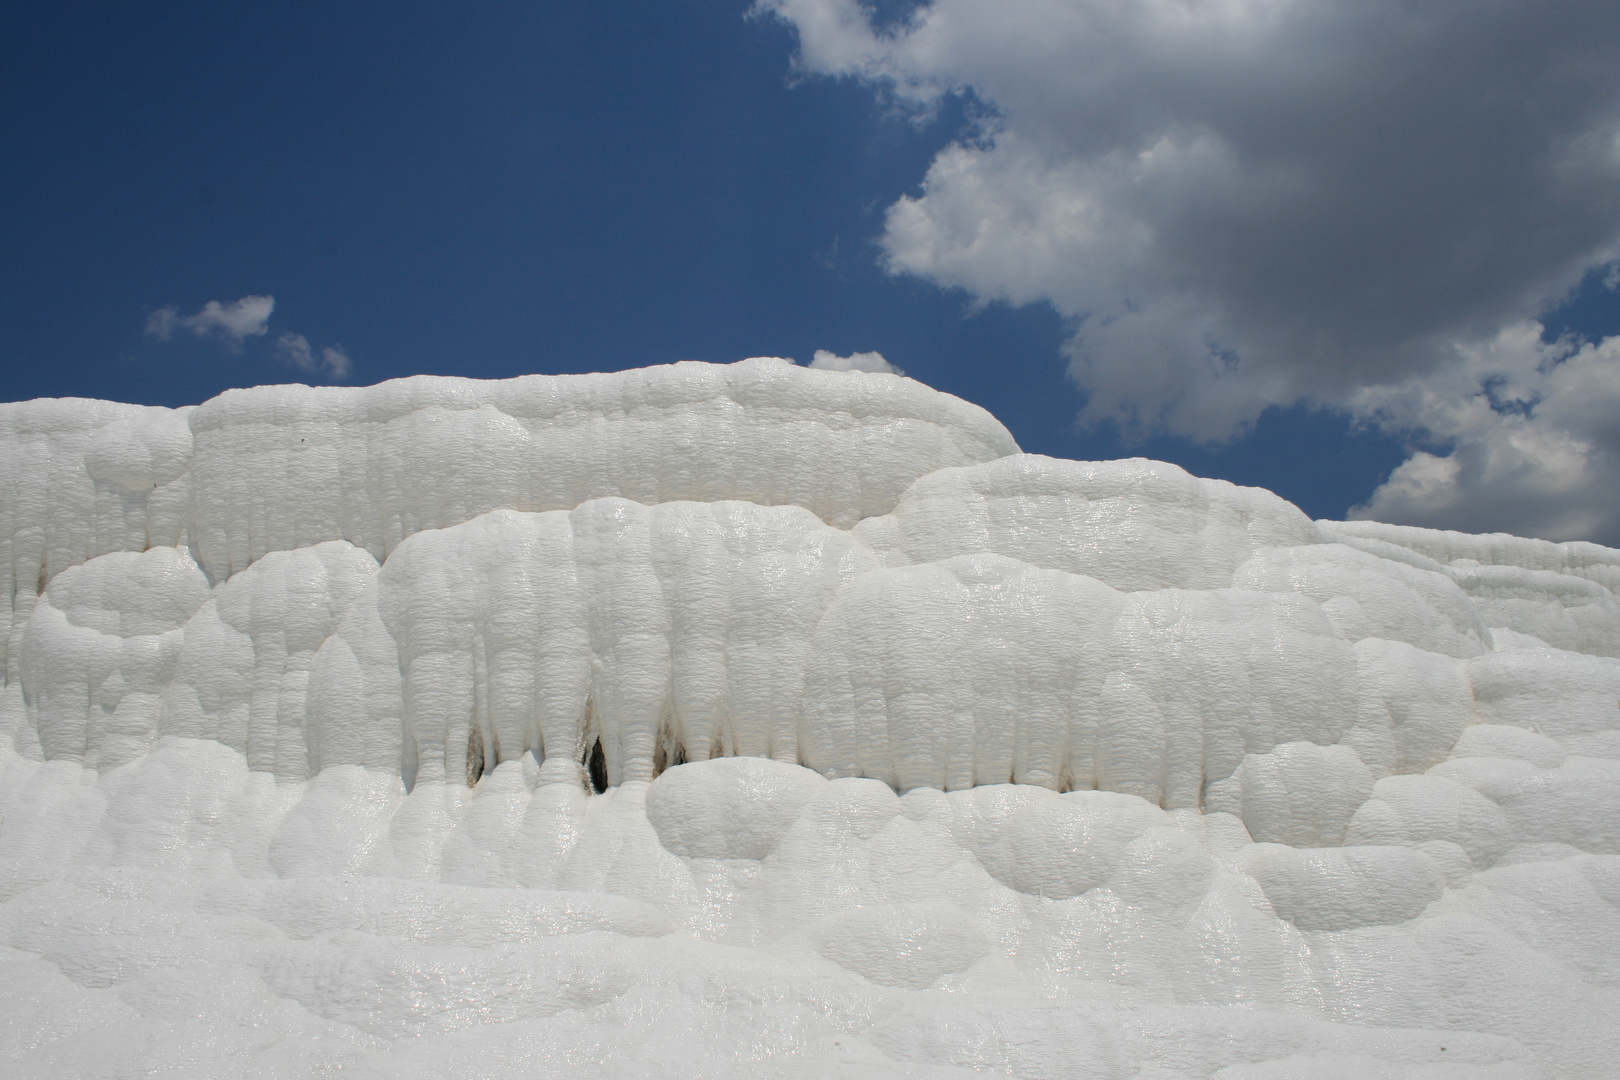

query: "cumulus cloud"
xmin=145 ymin=295 xmax=274 ymax=347
xmin=1352 ymin=325 xmax=1620 ymax=544
xmin=759 ymin=0 xmax=1620 ymax=539
xmin=808 ymin=348 xmax=903 ymax=374
xmin=276 ymin=333 xmax=353 ymax=380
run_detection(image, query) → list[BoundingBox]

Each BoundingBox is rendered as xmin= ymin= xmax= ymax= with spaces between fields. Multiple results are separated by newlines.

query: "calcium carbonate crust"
xmin=2 ymin=360 xmax=1618 ymax=1079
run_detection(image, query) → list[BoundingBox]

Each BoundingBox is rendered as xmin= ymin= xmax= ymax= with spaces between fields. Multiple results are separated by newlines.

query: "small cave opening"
xmin=584 ymin=737 xmax=608 ymax=794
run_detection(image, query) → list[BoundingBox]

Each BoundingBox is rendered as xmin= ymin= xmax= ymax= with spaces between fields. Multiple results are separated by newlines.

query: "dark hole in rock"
xmin=585 ymin=737 xmax=608 ymax=794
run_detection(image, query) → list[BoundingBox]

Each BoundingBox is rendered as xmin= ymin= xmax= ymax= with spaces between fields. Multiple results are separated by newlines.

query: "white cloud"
xmin=276 ymin=333 xmax=353 ymax=380
xmin=760 ymin=0 xmax=1620 ymax=539
xmin=187 ymin=296 xmax=275 ymax=342
xmin=808 ymin=348 xmax=903 ymax=374
xmin=146 ymin=296 xmax=275 ymax=347
xmin=145 ymin=296 xmax=351 ymax=382
xmin=1352 ymin=326 xmax=1620 ymax=545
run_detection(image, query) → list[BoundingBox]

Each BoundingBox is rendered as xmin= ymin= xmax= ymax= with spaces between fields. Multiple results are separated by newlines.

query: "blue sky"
xmin=5 ymin=2 xmax=1620 ymax=539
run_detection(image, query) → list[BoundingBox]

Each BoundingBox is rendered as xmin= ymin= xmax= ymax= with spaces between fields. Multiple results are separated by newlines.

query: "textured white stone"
xmin=2 ymin=361 xmax=1618 ymax=1078
xmin=851 ymin=453 xmax=1316 ymax=588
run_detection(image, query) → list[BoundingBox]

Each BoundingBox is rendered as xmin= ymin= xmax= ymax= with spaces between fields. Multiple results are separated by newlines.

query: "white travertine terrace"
xmin=2 ymin=360 xmax=1617 ymax=1078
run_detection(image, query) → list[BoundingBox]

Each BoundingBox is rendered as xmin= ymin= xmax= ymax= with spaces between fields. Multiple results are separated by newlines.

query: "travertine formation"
xmin=2 ymin=359 xmax=1617 ymax=1078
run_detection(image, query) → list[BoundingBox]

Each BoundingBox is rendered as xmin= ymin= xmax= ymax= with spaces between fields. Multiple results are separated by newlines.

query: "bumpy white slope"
xmin=2 ymin=361 xmax=1619 ymax=1079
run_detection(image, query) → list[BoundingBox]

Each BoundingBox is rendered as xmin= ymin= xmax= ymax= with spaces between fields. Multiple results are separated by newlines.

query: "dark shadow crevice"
xmin=585 ymin=737 xmax=608 ymax=794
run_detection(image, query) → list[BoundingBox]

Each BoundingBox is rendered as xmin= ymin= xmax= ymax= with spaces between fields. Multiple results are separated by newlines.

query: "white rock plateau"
xmin=2 ymin=357 xmax=1618 ymax=1078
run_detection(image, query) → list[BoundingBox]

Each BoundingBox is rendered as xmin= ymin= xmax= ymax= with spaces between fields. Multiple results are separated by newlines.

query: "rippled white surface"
xmin=2 ymin=361 xmax=1617 ymax=1078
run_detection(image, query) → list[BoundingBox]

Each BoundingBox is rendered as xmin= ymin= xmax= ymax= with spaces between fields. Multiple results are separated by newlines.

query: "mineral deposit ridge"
xmin=2 ymin=358 xmax=1618 ymax=1077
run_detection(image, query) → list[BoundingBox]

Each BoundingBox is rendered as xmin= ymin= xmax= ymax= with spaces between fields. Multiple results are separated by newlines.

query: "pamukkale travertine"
xmin=2 ymin=358 xmax=1618 ymax=1078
